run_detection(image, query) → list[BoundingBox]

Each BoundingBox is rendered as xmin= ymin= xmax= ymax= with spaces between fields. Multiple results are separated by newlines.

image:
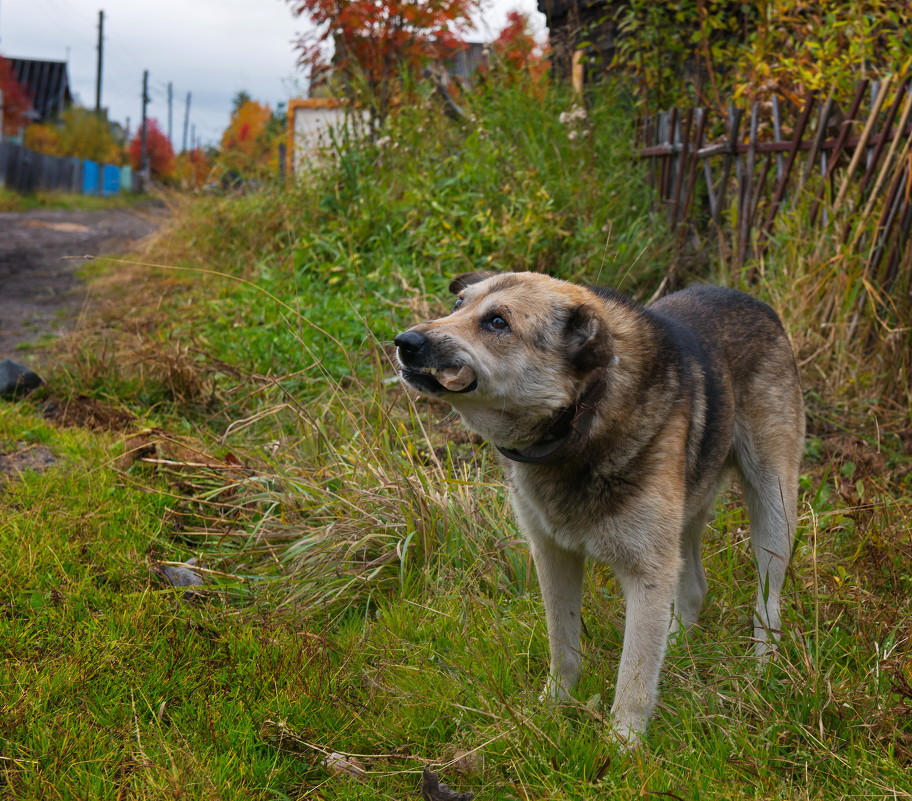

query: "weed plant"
xmin=1 ymin=78 xmax=910 ymax=799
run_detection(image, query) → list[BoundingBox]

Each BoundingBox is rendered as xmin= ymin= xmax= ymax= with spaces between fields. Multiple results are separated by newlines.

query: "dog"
xmin=394 ymin=271 xmax=805 ymax=742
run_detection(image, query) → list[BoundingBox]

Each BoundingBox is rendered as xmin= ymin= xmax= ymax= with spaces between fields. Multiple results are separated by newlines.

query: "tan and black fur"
xmin=394 ymin=271 xmax=805 ymax=742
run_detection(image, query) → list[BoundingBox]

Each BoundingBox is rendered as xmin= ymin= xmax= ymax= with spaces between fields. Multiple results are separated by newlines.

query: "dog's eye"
xmin=486 ymin=315 xmax=510 ymax=332
xmin=453 ymin=298 xmax=464 ymax=311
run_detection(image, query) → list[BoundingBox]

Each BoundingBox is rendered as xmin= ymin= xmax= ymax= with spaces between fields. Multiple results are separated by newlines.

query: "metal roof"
xmin=8 ymin=58 xmax=73 ymax=121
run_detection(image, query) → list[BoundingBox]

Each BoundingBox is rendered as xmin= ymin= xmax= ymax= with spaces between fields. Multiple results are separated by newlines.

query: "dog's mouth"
xmin=400 ymin=364 xmax=478 ymax=394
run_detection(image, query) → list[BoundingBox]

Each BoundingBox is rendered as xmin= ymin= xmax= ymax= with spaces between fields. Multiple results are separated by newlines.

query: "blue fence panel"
xmin=82 ymin=160 xmax=100 ymax=195
xmin=102 ymin=164 xmax=121 ymax=196
xmin=120 ymin=165 xmax=134 ymax=193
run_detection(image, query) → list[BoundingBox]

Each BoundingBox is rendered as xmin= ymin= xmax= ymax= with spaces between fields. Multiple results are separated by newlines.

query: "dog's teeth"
xmin=427 ymin=367 xmax=438 ymax=375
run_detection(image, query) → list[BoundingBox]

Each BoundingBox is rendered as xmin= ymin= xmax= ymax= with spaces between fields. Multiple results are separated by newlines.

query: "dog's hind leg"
xmin=670 ymin=508 xmax=711 ymax=636
xmin=734 ymin=426 xmax=801 ymax=657
xmin=529 ymin=536 xmax=586 ymax=702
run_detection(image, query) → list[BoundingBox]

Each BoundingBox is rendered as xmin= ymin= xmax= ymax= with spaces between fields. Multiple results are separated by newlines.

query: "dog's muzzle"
xmin=394 ymin=330 xmax=477 ymax=393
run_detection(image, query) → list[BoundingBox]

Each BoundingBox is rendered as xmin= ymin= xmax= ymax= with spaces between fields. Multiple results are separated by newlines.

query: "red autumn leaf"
xmin=128 ymin=118 xmax=176 ymax=178
xmin=0 ymin=55 xmax=33 ymax=136
xmin=285 ymin=0 xmax=479 ymax=125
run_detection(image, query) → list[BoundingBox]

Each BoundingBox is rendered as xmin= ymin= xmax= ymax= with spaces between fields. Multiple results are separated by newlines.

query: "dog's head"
xmin=394 ymin=271 xmax=615 ymax=449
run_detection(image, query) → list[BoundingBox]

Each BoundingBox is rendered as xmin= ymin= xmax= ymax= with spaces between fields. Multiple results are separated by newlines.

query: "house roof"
xmin=8 ymin=58 xmax=73 ymax=121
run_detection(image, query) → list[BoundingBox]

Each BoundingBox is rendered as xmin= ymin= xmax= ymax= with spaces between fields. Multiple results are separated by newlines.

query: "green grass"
xmin=1 ymin=78 xmax=910 ymax=799
xmin=0 ymin=186 xmax=146 ymax=213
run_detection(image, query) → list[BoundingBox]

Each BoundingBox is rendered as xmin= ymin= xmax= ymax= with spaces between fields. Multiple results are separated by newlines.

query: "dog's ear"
xmin=566 ymin=305 xmax=612 ymax=372
xmin=449 ymin=271 xmax=495 ymax=294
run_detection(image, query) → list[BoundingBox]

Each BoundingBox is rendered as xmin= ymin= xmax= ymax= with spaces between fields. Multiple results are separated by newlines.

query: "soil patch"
xmin=42 ymin=394 xmax=136 ymax=432
xmin=0 ymin=442 xmax=57 ymax=478
xmin=0 ymin=203 xmax=166 ymax=356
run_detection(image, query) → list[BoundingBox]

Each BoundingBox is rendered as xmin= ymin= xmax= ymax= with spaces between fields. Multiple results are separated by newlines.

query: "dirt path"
xmin=0 ymin=203 xmax=165 ymax=358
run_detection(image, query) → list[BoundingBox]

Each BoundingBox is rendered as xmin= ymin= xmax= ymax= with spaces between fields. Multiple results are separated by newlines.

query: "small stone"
xmin=421 ymin=766 xmax=474 ymax=801
xmin=159 ymin=559 xmax=205 ymax=588
xmin=323 ymin=752 xmax=366 ymax=778
xmin=0 ymin=359 xmax=44 ymax=399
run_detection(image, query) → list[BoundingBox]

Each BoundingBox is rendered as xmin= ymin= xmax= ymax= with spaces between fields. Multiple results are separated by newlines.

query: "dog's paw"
xmin=538 ymin=677 xmax=573 ymax=705
xmin=608 ymin=704 xmax=649 ymax=749
xmin=609 ymin=718 xmax=646 ymax=750
xmin=753 ymin=635 xmax=781 ymax=663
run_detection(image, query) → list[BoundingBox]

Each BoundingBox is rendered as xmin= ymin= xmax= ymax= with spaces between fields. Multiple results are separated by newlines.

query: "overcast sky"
xmin=0 ymin=0 xmax=545 ymax=149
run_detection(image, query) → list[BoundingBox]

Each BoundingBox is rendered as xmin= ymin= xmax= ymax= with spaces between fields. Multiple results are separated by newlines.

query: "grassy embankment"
xmin=1 ymin=80 xmax=910 ymax=800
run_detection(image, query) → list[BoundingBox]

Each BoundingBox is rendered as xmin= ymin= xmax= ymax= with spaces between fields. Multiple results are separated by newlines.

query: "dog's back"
xmin=646 ymin=285 xmax=803 ymax=490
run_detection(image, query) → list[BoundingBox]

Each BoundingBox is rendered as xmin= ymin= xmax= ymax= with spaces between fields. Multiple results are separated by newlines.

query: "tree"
xmin=219 ymin=97 xmax=276 ymax=177
xmin=55 ymin=107 xmax=123 ymax=163
xmin=231 ymin=90 xmax=253 ymax=115
xmin=25 ymin=107 xmax=123 ymax=163
xmin=285 ymin=0 xmax=480 ymax=126
xmin=24 ymin=123 xmax=62 ymax=155
xmin=489 ymin=10 xmax=549 ymax=90
xmin=175 ymin=147 xmax=212 ymax=189
xmin=129 ymin=118 xmax=175 ymax=178
xmin=0 ymin=55 xmax=33 ymax=138
xmin=613 ymin=0 xmax=912 ymax=111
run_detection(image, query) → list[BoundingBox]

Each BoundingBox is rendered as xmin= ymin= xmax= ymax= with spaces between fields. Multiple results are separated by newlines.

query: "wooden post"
xmin=858 ymin=76 xmax=908 ymax=200
xmin=801 ymin=92 xmax=834 ymax=189
xmin=771 ymin=95 xmax=785 ymax=184
xmin=572 ymin=50 xmax=584 ymax=96
xmin=670 ymin=108 xmax=693 ymax=226
xmin=679 ymin=108 xmax=709 ymax=227
xmin=835 ymin=76 xmax=892 ymax=209
xmin=764 ymin=93 xmax=816 ymax=235
xmin=737 ymin=102 xmax=759 ymax=265
xmin=713 ymin=106 xmax=743 ymax=229
xmin=808 ymin=80 xmax=868 ymax=225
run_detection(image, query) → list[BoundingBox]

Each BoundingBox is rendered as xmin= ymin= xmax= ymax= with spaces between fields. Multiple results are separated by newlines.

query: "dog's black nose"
xmin=394 ymin=330 xmax=427 ymax=355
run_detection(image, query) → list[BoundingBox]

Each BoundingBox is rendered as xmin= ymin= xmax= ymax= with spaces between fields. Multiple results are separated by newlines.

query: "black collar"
xmin=495 ymin=375 xmax=607 ymax=466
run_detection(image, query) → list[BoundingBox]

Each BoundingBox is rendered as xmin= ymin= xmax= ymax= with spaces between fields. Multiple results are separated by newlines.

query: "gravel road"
xmin=0 ymin=203 xmax=165 ymax=357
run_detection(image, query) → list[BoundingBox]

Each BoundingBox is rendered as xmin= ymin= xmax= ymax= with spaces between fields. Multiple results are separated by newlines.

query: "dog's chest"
xmin=507 ymin=463 xmax=645 ymax=565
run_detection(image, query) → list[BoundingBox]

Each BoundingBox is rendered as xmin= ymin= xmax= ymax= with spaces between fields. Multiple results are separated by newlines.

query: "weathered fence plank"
xmin=808 ymin=80 xmax=868 ymax=225
xmin=638 ymin=74 xmax=912 ymax=276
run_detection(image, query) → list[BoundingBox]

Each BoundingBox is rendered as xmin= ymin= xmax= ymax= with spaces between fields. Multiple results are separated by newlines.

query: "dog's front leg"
xmin=611 ymin=568 xmax=677 ymax=742
xmin=529 ymin=536 xmax=586 ymax=702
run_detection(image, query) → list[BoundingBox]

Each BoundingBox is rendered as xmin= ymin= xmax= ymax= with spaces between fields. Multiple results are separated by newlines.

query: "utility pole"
xmin=95 ymin=10 xmax=104 ymax=114
xmin=140 ymin=70 xmax=150 ymax=187
xmin=167 ymin=82 xmax=173 ymax=147
xmin=182 ymin=91 xmax=191 ymax=152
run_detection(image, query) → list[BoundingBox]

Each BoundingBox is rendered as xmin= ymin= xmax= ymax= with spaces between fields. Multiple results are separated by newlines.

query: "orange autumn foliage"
xmin=219 ymin=99 xmax=274 ymax=174
xmin=175 ymin=148 xmax=212 ymax=189
xmin=24 ymin=123 xmax=62 ymax=156
xmin=286 ymin=0 xmax=478 ymax=124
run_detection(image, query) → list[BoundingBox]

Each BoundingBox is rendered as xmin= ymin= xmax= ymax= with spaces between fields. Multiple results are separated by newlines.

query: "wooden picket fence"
xmin=637 ymin=75 xmax=912 ymax=280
